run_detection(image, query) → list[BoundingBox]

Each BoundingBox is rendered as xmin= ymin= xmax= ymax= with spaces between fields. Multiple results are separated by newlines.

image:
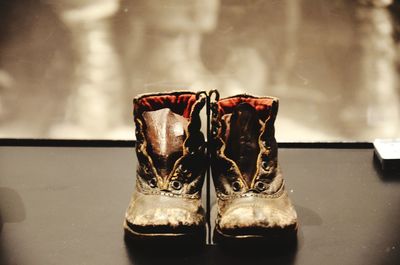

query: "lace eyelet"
xmin=255 ymin=181 xmax=266 ymax=192
xmin=148 ymin=178 xmax=157 ymax=188
xmin=262 ymin=161 xmax=268 ymax=170
xmin=232 ymin=181 xmax=242 ymax=192
xmin=171 ymin=180 xmax=183 ymax=190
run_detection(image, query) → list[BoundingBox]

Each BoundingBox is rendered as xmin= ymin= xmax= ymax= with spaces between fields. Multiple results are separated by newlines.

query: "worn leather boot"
xmin=210 ymin=93 xmax=298 ymax=244
xmin=124 ymin=91 xmax=207 ymax=243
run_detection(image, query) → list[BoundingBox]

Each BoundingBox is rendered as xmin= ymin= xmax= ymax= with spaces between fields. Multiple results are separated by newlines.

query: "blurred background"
xmin=0 ymin=0 xmax=399 ymax=141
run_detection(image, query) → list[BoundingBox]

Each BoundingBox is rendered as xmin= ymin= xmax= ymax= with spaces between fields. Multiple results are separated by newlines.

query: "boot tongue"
xmin=225 ymin=102 xmax=261 ymax=186
xmin=142 ymin=108 xmax=189 ymax=177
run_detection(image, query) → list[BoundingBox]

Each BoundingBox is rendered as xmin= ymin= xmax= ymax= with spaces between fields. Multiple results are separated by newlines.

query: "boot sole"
xmin=123 ymin=220 xmax=206 ymax=245
xmin=213 ymin=223 xmax=298 ymax=247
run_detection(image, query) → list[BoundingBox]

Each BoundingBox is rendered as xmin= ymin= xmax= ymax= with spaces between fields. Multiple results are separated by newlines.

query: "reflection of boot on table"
xmin=130 ymin=0 xmax=220 ymax=94
xmin=48 ymin=0 xmax=129 ymax=139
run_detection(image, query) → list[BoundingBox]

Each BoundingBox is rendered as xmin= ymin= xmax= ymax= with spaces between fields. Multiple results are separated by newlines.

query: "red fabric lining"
xmin=217 ymin=97 xmax=274 ymax=120
xmin=136 ymin=94 xmax=197 ymax=118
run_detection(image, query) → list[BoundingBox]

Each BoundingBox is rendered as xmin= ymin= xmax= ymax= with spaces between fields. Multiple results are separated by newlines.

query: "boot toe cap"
xmin=125 ymin=193 xmax=205 ymax=235
xmin=217 ymin=194 xmax=297 ymax=236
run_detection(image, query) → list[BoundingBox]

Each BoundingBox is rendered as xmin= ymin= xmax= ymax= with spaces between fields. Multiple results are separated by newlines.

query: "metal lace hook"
xmin=195 ymin=90 xmax=208 ymax=100
xmin=208 ymin=89 xmax=220 ymax=103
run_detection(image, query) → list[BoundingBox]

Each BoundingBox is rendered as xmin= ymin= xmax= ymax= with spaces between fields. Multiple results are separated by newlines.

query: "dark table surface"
xmin=0 ymin=144 xmax=399 ymax=265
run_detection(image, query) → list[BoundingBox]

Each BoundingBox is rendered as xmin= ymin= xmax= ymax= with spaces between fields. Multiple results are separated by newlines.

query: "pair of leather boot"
xmin=124 ymin=91 xmax=298 ymax=244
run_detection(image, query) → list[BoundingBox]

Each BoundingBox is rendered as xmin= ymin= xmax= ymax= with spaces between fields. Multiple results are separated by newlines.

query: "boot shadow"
xmin=0 ymin=187 xmax=26 ymax=232
xmin=214 ymin=237 xmax=298 ymax=265
xmin=0 ymin=187 xmax=26 ymax=264
xmin=123 ymin=232 xmax=207 ymax=265
xmin=124 ymin=229 xmax=298 ymax=265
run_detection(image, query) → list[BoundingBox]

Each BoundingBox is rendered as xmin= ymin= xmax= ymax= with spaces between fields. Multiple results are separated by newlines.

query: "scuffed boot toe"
xmin=125 ymin=193 xmax=205 ymax=239
xmin=215 ymin=196 xmax=298 ymax=243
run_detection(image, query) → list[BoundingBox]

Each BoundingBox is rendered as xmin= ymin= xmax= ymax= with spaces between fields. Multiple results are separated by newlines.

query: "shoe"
xmin=209 ymin=93 xmax=298 ymax=244
xmin=124 ymin=91 xmax=208 ymax=243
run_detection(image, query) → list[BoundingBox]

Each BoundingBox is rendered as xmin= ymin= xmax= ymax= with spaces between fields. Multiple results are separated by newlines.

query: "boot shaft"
xmin=133 ymin=91 xmax=207 ymax=196
xmin=210 ymin=94 xmax=281 ymax=196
